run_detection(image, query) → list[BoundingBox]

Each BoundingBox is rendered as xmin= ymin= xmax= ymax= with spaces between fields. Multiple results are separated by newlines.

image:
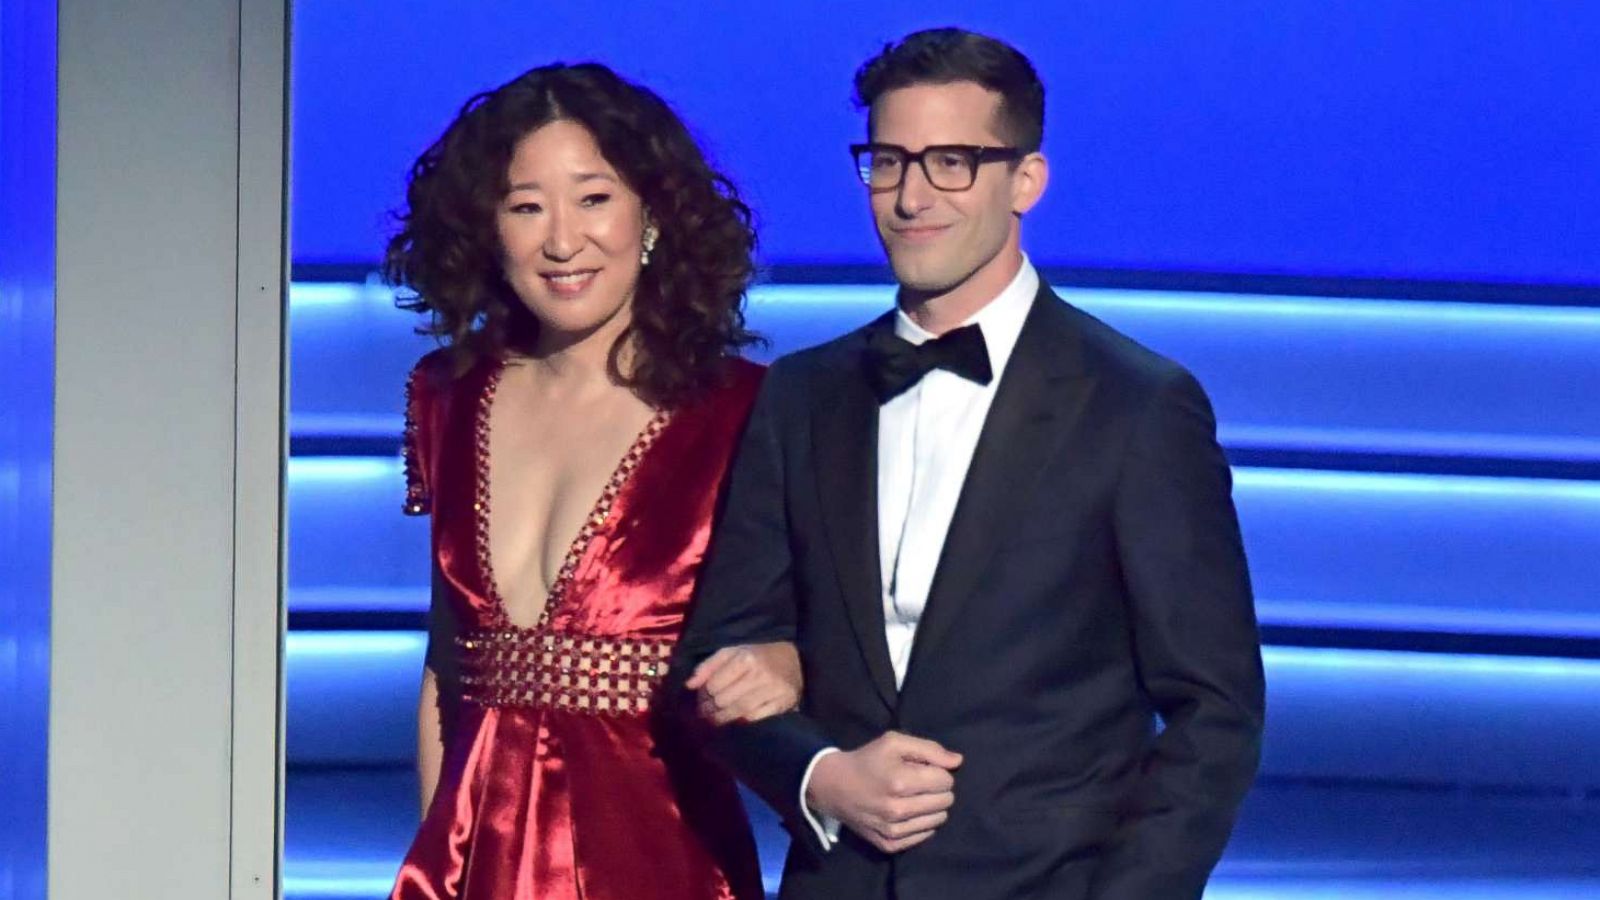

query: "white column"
xmin=49 ymin=0 xmax=288 ymax=897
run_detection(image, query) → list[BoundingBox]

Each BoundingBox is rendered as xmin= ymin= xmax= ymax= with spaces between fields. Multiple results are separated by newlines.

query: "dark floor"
xmin=284 ymin=770 xmax=1600 ymax=899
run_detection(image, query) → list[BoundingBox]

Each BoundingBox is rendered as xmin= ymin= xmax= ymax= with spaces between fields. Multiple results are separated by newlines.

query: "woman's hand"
xmin=684 ymin=642 xmax=802 ymax=725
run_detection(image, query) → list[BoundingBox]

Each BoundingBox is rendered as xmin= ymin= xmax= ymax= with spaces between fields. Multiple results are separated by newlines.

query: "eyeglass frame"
xmin=849 ymin=142 xmax=1025 ymax=192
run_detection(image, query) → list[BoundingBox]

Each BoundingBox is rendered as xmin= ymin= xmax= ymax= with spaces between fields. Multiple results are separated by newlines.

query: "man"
xmin=676 ymin=27 xmax=1264 ymax=900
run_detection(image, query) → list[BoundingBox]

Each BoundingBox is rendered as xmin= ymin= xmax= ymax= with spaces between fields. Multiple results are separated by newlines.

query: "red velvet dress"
xmin=390 ymin=351 xmax=766 ymax=900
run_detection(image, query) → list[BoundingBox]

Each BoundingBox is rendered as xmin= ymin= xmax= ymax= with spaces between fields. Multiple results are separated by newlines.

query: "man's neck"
xmin=899 ymin=246 xmax=1025 ymax=336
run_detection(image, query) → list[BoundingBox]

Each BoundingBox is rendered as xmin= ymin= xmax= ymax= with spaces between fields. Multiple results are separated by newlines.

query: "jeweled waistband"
xmin=457 ymin=628 xmax=674 ymax=716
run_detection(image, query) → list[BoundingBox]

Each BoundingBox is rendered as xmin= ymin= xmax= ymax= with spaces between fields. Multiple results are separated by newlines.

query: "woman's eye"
xmin=509 ymin=201 xmax=542 ymax=214
xmin=580 ymin=193 xmax=611 ymax=207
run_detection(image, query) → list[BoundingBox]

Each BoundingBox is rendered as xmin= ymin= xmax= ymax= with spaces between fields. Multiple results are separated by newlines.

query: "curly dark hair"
xmin=854 ymin=28 xmax=1045 ymax=154
xmin=384 ymin=62 xmax=761 ymax=407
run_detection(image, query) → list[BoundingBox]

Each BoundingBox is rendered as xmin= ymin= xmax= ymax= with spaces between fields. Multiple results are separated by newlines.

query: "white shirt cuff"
xmin=798 ymin=746 xmax=843 ymax=849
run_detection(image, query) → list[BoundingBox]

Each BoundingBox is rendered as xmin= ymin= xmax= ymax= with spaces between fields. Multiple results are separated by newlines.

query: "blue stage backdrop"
xmin=294 ymin=1 xmax=1600 ymax=287
xmin=282 ymin=6 xmax=1600 ymax=897
xmin=0 ymin=2 xmax=55 ymax=899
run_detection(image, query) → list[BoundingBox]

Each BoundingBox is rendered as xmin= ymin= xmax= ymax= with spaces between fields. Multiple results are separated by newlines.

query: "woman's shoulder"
xmin=407 ymin=346 xmax=492 ymax=405
xmin=408 ymin=346 xmax=456 ymax=385
xmin=404 ymin=347 xmax=498 ymax=451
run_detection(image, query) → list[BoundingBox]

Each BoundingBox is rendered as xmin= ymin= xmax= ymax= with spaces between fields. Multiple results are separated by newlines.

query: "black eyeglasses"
xmin=850 ymin=143 xmax=1023 ymax=192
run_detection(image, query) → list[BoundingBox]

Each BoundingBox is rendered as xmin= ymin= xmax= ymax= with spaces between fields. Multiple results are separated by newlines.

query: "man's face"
xmin=867 ymin=81 xmax=1028 ymax=295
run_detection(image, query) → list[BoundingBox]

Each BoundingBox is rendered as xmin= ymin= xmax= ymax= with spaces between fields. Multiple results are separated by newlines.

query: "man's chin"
xmin=887 ymin=256 xmax=962 ymax=295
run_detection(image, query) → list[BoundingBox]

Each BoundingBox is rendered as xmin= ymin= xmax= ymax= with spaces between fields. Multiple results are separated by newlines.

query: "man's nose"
xmin=895 ymin=160 xmax=937 ymax=218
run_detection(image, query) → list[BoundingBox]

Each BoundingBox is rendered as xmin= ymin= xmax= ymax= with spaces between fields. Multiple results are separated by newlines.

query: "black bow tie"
xmin=863 ymin=323 xmax=993 ymax=403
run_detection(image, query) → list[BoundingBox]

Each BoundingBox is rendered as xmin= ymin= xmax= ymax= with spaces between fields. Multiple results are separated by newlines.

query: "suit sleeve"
xmin=1089 ymin=368 xmax=1266 ymax=900
xmin=670 ymin=359 xmax=836 ymax=855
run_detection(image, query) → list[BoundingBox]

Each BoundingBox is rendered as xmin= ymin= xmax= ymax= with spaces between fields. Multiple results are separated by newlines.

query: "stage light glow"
xmin=1263 ymin=646 xmax=1600 ymax=680
xmin=287 ymin=457 xmax=398 ymax=482
xmin=1257 ymin=600 xmax=1600 ymax=639
xmin=1067 ymin=288 xmax=1600 ymax=329
xmin=282 ymin=874 xmax=397 ymax=898
xmin=280 ymin=871 xmax=784 ymax=900
xmin=287 ymin=280 xmax=1600 ymax=464
xmin=287 ymin=459 xmax=1600 ymax=499
xmin=282 ymin=633 xmax=1600 ymax=683
xmin=285 ymin=455 xmax=1600 ymax=503
xmin=1220 ymin=425 xmax=1600 ymax=462
xmin=287 ymin=631 xmax=424 ymax=657
xmin=292 ymin=279 xmax=1600 ymax=333
xmin=1233 ymin=467 xmax=1600 ymax=501
xmin=1200 ymin=880 xmax=1600 ymax=900
xmin=288 ymin=281 xmax=393 ymax=307
xmin=283 ymin=458 xmax=1600 ymax=637
xmin=743 ymin=284 xmax=1600 ymax=334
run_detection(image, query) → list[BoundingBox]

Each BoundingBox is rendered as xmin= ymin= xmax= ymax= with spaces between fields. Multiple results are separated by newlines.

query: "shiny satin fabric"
xmin=391 ymin=353 xmax=766 ymax=900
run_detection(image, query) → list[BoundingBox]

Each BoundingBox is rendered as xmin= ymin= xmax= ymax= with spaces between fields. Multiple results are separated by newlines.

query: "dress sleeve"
xmin=404 ymin=352 xmax=463 ymax=724
xmin=402 ymin=358 xmax=433 ymax=516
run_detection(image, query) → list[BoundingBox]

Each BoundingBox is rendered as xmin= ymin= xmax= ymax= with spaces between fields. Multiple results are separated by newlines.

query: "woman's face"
xmin=495 ymin=119 xmax=648 ymax=345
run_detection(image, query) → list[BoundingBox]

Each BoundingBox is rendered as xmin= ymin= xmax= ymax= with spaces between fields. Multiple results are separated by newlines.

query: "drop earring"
xmin=640 ymin=225 xmax=659 ymax=266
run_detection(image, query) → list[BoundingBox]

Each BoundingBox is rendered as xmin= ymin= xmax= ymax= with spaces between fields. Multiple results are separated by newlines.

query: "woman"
xmin=386 ymin=62 xmax=795 ymax=899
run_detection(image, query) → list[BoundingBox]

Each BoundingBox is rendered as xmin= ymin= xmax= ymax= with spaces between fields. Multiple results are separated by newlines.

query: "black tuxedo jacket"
xmin=674 ymin=283 xmax=1265 ymax=900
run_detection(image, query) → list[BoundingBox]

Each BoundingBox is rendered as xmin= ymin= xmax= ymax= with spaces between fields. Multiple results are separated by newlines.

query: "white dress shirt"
xmin=799 ymin=257 xmax=1041 ymax=847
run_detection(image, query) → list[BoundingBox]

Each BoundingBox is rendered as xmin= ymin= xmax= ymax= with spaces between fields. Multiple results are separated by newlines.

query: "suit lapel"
xmin=899 ymin=288 xmax=1096 ymax=697
xmin=812 ymin=320 xmax=900 ymax=709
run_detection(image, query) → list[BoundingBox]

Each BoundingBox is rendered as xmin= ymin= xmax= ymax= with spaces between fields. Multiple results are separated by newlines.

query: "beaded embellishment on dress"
xmin=457 ymin=629 xmax=673 ymax=714
xmin=465 ymin=360 xmax=674 ymax=715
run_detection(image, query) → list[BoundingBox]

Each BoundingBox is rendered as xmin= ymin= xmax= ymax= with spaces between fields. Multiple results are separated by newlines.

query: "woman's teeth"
xmin=544 ymin=270 xmax=597 ymax=293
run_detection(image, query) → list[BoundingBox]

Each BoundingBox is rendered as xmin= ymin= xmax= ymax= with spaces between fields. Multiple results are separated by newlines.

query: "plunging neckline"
xmin=473 ymin=359 xmax=672 ymax=632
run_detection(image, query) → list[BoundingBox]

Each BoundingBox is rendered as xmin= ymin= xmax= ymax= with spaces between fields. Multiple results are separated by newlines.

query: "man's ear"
xmin=1010 ymin=152 xmax=1049 ymax=215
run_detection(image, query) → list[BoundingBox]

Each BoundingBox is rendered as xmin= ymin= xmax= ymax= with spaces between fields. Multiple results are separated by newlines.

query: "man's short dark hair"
xmin=853 ymin=28 xmax=1045 ymax=153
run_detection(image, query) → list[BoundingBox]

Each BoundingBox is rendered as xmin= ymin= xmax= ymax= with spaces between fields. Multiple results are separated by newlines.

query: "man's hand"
xmin=805 ymin=731 xmax=963 ymax=853
xmin=686 ymin=642 xmax=802 ymax=725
